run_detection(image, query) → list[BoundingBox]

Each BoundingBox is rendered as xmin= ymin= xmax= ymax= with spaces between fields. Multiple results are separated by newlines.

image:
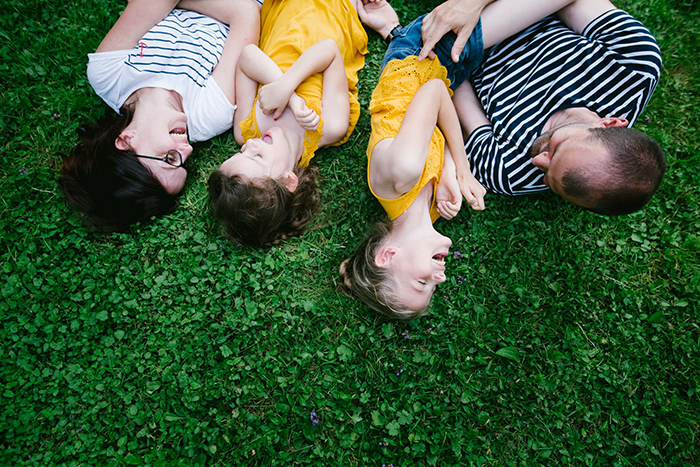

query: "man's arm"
xmin=556 ymin=0 xmax=616 ymax=35
xmin=452 ymin=80 xmax=490 ymax=139
xmin=479 ymin=0 xmax=577 ymax=48
xmin=95 ymin=0 xmax=179 ymax=53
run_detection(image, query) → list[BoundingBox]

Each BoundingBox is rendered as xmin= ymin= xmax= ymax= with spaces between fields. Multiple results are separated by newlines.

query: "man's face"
xmin=529 ymin=123 xmax=610 ymax=206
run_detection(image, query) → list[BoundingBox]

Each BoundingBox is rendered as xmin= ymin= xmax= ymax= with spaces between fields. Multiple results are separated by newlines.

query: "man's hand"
xmin=457 ymin=172 xmax=486 ymax=210
xmin=418 ymin=0 xmax=490 ymax=62
xmin=289 ymin=93 xmax=320 ymax=130
xmin=356 ymin=0 xmax=400 ymax=41
xmin=258 ymin=79 xmax=294 ymax=119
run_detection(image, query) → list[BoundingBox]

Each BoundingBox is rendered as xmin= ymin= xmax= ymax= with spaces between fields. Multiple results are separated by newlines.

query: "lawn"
xmin=1 ymin=0 xmax=698 ymax=465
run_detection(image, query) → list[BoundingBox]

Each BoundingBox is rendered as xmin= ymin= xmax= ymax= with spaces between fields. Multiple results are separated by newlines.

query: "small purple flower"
xmin=644 ymin=116 xmax=651 ymax=122
xmin=53 ymin=113 xmax=61 ymax=120
xmin=457 ymin=276 xmax=464 ymax=285
xmin=439 ymin=390 xmax=444 ymax=394
xmin=453 ymin=251 xmax=462 ymax=259
xmin=19 ymin=168 xmax=28 ymax=175
xmin=395 ymin=368 xmax=404 ymax=376
xmin=401 ymin=330 xmax=410 ymax=339
xmin=310 ymin=411 xmax=319 ymax=426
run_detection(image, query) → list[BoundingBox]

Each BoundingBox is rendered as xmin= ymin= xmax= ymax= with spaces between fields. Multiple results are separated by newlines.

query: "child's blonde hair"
xmin=339 ymin=222 xmax=429 ymax=320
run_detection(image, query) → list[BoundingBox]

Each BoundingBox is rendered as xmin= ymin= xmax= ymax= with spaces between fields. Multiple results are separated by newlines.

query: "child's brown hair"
xmin=208 ymin=165 xmax=320 ymax=246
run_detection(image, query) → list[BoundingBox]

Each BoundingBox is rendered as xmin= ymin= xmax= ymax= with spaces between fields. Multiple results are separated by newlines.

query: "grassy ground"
xmin=1 ymin=0 xmax=698 ymax=465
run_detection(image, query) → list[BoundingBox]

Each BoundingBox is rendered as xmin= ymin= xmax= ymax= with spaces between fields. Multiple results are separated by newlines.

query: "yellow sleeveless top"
xmin=367 ymin=56 xmax=452 ymax=222
xmin=239 ymin=0 xmax=368 ymax=167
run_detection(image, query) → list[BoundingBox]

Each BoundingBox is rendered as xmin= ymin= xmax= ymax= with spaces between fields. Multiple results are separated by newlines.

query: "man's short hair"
xmin=562 ymin=126 xmax=666 ymax=216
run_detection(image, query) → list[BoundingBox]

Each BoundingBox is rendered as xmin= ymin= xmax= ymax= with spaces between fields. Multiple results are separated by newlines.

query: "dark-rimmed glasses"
xmin=135 ymin=149 xmax=183 ymax=168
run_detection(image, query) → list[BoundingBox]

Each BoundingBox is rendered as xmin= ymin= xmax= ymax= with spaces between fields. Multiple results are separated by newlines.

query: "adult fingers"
xmin=418 ymin=14 xmax=443 ymax=61
xmin=450 ymin=27 xmax=471 ymax=62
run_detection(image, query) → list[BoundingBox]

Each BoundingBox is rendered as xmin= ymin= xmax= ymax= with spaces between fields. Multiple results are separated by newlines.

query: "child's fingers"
xmin=472 ymin=188 xmax=486 ymax=210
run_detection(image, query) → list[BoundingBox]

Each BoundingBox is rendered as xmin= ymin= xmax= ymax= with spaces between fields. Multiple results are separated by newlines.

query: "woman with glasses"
xmin=59 ymin=0 xmax=261 ymax=230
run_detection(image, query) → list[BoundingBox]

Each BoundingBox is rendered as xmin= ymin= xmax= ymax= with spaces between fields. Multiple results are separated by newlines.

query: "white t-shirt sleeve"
xmin=183 ymin=77 xmax=237 ymax=142
xmin=87 ymin=50 xmax=131 ymax=113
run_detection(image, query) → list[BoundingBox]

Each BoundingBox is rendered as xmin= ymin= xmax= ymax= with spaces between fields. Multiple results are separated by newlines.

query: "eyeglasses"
xmin=134 ymin=149 xmax=183 ymax=168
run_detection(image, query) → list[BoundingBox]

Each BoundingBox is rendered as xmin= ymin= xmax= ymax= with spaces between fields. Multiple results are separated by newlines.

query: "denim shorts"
xmin=380 ymin=14 xmax=484 ymax=91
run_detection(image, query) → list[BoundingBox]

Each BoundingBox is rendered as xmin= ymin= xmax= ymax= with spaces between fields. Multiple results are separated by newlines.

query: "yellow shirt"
xmin=367 ymin=56 xmax=452 ymax=222
xmin=239 ymin=0 xmax=368 ymax=167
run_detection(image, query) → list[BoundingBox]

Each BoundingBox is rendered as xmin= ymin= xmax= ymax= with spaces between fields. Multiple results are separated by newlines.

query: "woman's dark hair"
xmin=59 ymin=107 xmax=179 ymax=231
xmin=338 ymin=222 xmax=427 ymax=321
xmin=208 ymin=165 xmax=320 ymax=247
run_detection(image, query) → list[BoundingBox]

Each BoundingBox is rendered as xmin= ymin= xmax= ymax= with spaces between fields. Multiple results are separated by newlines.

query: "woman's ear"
xmin=115 ymin=130 xmax=136 ymax=151
xmin=281 ymin=172 xmax=299 ymax=192
xmin=375 ymin=246 xmax=397 ymax=268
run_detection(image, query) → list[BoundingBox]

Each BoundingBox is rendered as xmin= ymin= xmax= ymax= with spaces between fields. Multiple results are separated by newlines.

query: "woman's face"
xmin=116 ymin=94 xmax=193 ymax=194
xmin=381 ymin=230 xmax=452 ymax=312
xmin=219 ymin=127 xmax=297 ymax=189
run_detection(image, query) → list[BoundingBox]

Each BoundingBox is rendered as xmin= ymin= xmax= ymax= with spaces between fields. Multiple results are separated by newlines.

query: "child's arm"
xmin=435 ymin=146 xmax=463 ymax=220
xmin=95 ymin=0 xmax=179 ymax=53
xmin=232 ymin=44 xmax=285 ymax=144
xmin=233 ymin=44 xmax=323 ymax=143
xmin=432 ymin=81 xmax=486 ymax=211
xmin=255 ymin=39 xmax=349 ymax=146
xmin=369 ymin=79 xmax=485 ymax=210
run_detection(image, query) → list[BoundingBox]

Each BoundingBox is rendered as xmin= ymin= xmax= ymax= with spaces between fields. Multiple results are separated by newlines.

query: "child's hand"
xmin=289 ymin=93 xmax=320 ymax=130
xmin=436 ymin=173 xmax=462 ymax=220
xmin=458 ymin=173 xmax=486 ymax=210
xmin=258 ymin=80 xmax=294 ymax=119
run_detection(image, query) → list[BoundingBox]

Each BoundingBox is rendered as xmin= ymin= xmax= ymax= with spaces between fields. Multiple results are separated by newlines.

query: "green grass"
xmin=1 ymin=0 xmax=699 ymax=465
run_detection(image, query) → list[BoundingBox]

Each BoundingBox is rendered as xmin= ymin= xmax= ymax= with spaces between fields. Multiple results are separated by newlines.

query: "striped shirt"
xmin=88 ymin=10 xmax=236 ymax=142
xmin=466 ymin=9 xmax=661 ymax=195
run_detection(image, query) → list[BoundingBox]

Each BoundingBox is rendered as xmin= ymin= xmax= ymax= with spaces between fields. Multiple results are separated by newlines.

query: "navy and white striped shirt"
xmin=466 ymin=9 xmax=661 ymax=195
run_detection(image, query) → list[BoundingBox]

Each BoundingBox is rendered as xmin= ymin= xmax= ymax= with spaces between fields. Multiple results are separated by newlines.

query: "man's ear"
xmin=115 ymin=130 xmax=136 ymax=151
xmin=281 ymin=171 xmax=299 ymax=192
xmin=375 ymin=246 xmax=397 ymax=268
xmin=601 ymin=117 xmax=628 ymax=128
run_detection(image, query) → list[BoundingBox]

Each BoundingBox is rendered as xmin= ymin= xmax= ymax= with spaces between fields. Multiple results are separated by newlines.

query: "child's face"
xmin=383 ymin=231 xmax=452 ymax=311
xmin=219 ymin=127 xmax=296 ymax=183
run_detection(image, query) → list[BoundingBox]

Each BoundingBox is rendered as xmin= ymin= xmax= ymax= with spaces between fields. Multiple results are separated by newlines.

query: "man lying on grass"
xmin=421 ymin=0 xmax=666 ymax=215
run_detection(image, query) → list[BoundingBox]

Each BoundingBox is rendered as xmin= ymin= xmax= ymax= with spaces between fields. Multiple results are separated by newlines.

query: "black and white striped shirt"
xmin=466 ymin=9 xmax=661 ymax=195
